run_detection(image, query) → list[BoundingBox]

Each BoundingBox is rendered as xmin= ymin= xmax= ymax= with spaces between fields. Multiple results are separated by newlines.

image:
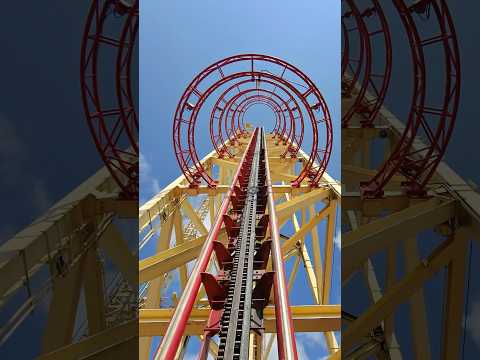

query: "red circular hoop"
xmin=228 ymin=93 xmax=302 ymax=158
xmin=342 ymin=0 xmax=392 ymax=127
xmin=215 ymin=94 xmax=290 ymax=153
xmin=232 ymin=98 xmax=286 ymax=140
xmin=209 ymin=79 xmax=304 ymax=159
xmin=342 ymin=0 xmax=372 ymax=126
xmin=81 ymin=0 xmax=139 ymax=198
xmin=341 ymin=0 xmax=366 ymax=101
xmin=190 ymin=71 xmax=319 ymax=186
xmin=173 ymin=54 xmax=332 ymax=188
xmin=361 ymin=0 xmax=460 ymax=197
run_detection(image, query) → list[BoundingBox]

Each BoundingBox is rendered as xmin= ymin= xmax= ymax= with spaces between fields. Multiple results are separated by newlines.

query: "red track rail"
xmin=155 ymin=130 xmax=259 ymax=360
xmin=81 ymin=0 xmax=139 ymax=198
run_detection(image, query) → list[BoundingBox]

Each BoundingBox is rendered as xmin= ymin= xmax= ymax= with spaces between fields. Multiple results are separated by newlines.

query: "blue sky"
xmin=140 ymin=0 xmax=340 ymax=358
xmin=140 ymin=0 xmax=340 ymax=203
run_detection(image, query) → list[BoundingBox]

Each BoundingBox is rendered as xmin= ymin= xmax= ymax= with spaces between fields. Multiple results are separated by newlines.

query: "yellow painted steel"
xmin=139 ymin=133 xmax=341 ymax=359
xmin=139 ymin=305 xmax=341 ymax=336
xmin=341 ymin=94 xmax=480 ymax=359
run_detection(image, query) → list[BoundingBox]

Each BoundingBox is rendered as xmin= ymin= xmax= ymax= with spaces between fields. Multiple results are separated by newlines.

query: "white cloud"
xmin=333 ymin=228 xmax=341 ymax=249
xmin=467 ymin=300 xmax=480 ymax=350
xmin=296 ymin=340 xmax=310 ymax=359
xmin=299 ymin=332 xmax=327 ymax=348
xmin=140 ymin=152 xmax=161 ymax=202
xmin=267 ymin=333 xmax=329 ymax=359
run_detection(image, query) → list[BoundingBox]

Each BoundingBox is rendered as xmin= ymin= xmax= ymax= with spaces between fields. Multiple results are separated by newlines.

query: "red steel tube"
xmin=154 ymin=129 xmax=259 ymax=359
xmin=263 ymin=129 xmax=298 ymax=359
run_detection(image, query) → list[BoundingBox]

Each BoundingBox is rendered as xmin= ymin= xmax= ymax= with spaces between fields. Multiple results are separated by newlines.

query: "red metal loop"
xmin=173 ymin=54 xmax=332 ymax=188
xmin=341 ymin=0 xmax=366 ymax=101
xmin=209 ymin=79 xmax=304 ymax=158
xmin=362 ymin=0 xmax=460 ymax=197
xmin=232 ymin=98 xmax=286 ymax=139
xmin=231 ymin=94 xmax=302 ymax=158
xmin=189 ymin=71 xmax=319 ymax=187
xmin=342 ymin=0 xmax=372 ymax=126
xmin=81 ymin=0 xmax=139 ymax=198
xmin=343 ymin=0 xmax=392 ymax=127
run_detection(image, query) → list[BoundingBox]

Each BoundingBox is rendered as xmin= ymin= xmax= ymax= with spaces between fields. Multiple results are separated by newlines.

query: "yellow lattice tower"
xmin=0 ymin=164 xmax=138 ymax=359
xmin=139 ymin=132 xmax=341 ymax=359
xmin=342 ymin=98 xmax=480 ymax=359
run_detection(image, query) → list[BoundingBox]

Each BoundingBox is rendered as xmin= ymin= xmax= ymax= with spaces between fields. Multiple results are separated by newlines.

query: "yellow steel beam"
xmin=99 ymin=222 xmax=137 ymax=289
xmin=342 ymin=235 xmax=459 ymax=351
xmin=38 ymin=320 xmax=137 ymax=360
xmin=180 ymin=184 xmax=314 ymax=196
xmin=276 ymin=189 xmax=331 ymax=222
xmin=173 ymin=209 xmax=188 ymax=288
xmin=328 ymin=350 xmax=341 ymax=360
xmin=263 ymin=334 xmax=275 ymax=360
xmin=211 ymin=157 xmax=238 ymax=170
xmin=287 ymin=254 xmax=301 ymax=292
xmin=139 ymin=230 xmax=227 ymax=283
xmin=342 ymin=165 xmax=405 ymax=190
xmin=347 ymin=210 xmax=403 ymax=359
xmin=139 ymin=150 xmax=217 ymax=230
xmin=41 ymin=246 xmax=87 ymax=354
xmin=139 ymin=209 xmax=175 ymax=360
xmin=309 ymin=205 xmax=324 ymax=303
xmin=404 ymin=237 xmax=431 ymax=360
xmin=300 ymin=242 xmax=320 ymax=304
xmin=83 ymin=248 xmax=106 ymax=335
xmin=208 ymin=195 xmax=215 ymax=229
xmin=322 ymin=200 xmax=337 ymax=304
xmin=442 ymin=230 xmax=469 ymax=359
xmin=139 ymin=305 xmax=341 ymax=336
xmin=384 ymin=242 xmax=396 ymax=352
xmin=280 ymin=203 xmax=332 ymax=255
xmin=342 ymin=198 xmax=457 ymax=282
xmin=181 ymin=199 xmax=208 ymax=236
xmin=342 ymin=191 xmax=410 ymax=216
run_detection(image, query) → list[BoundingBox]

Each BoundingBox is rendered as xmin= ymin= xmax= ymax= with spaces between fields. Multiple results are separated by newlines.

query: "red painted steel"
xmin=80 ymin=0 xmax=139 ymax=198
xmin=218 ymin=81 xmax=305 ymax=157
xmin=343 ymin=0 xmax=392 ymax=127
xmin=154 ymin=130 xmax=259 ymax=359
xmin=188 ymin=71 xmax=320 ymax=187
xmin=342 ymin=0 xmax=372 ymax=126
xmin=209 ymin=82 xmax=304 ymax=159
xmin=172 ymin=54 xmax=332 ymax=188
xmin=361 ymin=0 xmax=460 ymax=197
xmin=341 ymin=0 xmax=366 ymax=105
xmin=263 ymin=129 xmax=299 ymax=359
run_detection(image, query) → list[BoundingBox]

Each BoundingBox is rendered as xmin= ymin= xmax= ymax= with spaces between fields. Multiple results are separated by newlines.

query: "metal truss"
xmin=172 ymin=54 xmax=333 ymax=188
xmin=0 ymin=163 xmax=138 ymax=359
xmin=139 ymin=133 xmax=341 ymax=359
xmin=342 ymin=82 xmax=479 ymax=360
xmin=81 ymin=0 xmax=139 ymax=199
xmin=341 ymin=2 xmax=471 ymax=358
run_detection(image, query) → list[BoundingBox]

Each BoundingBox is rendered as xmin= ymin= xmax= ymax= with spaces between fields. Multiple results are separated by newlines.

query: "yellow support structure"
xmin=139 ymin=133 xmax=341 ymax=359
